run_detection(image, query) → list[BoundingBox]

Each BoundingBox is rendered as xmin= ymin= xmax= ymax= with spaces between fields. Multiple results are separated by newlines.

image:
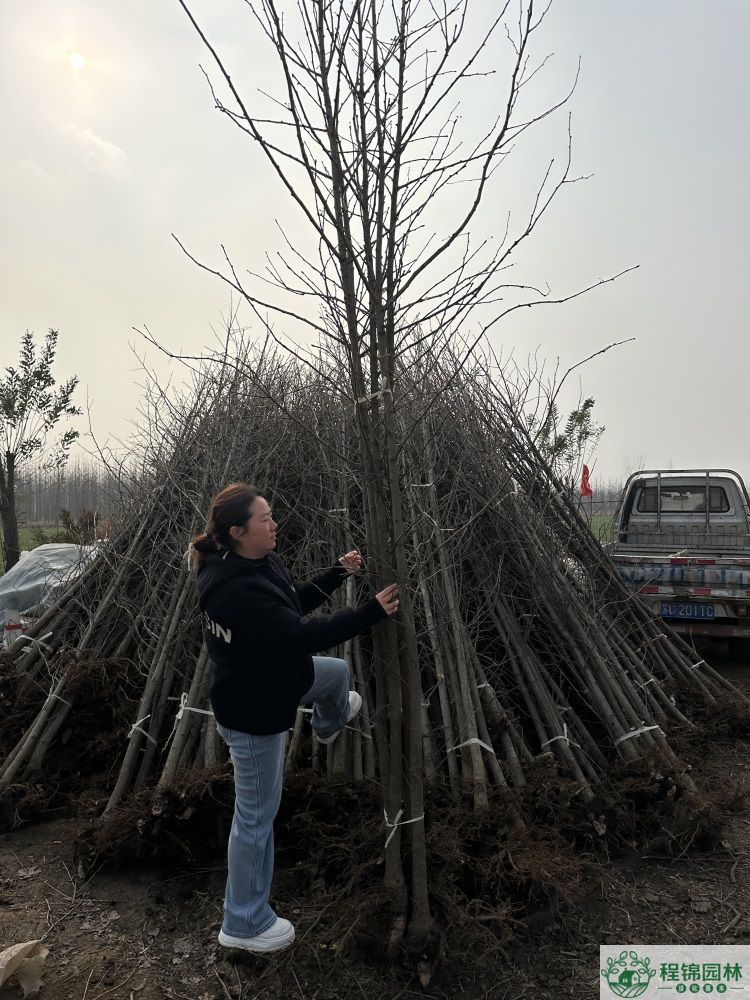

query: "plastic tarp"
xmin=0 ymin=542 xmax=98 ymax=618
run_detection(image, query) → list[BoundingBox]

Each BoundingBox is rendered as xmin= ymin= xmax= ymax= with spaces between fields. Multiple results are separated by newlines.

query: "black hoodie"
xmin=195 ymin=550 xmax=386 ymax=734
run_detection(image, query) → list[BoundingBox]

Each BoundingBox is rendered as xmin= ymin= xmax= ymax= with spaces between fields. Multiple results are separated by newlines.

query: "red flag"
xmin=580 ymin=464 xmax=593 ymax=497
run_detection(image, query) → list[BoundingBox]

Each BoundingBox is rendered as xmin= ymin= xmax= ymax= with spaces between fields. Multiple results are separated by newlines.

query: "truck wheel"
xmin=728 ymin=638 xmax=750 ymax=662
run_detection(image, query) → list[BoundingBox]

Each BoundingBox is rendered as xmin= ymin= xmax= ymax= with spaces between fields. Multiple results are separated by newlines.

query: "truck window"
xmin=636 ymin=486 xmax=730 ymax=514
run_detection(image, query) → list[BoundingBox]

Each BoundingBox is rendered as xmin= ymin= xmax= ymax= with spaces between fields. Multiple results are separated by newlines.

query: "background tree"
xmin=529 ymin=396 xmax=605 ymax=488
xmin=0 ymin=330 xmax=81 ymax=572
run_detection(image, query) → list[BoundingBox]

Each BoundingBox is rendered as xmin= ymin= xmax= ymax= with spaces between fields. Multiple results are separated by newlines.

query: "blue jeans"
xmin=216 ymin=655 xmax=352 ymax=938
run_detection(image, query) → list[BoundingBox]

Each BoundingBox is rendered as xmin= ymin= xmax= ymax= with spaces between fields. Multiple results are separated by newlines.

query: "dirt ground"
xmin=2 ymin=646 xmax=749 ymax=1000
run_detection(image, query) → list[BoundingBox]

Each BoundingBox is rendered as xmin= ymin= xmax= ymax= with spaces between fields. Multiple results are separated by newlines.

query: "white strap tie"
xmin=540 ymin=723 xmax=580 ymax=750
xmin=614 ymin=724 xmax=662 ymax=746
xmin=637 ymin=677 xmax=657 ymax=689
xmin=449 ymin=737 xmax=496 ymax=756
xmin=476 ymin=683 xmax=489 ymax=690
xmin=176 ymin=692 xmax=214 ymax=722
xmin=49 ymin=692 xmax=72 ymax=708
xmin=127 ymin=715 xmax=157 ymax=746
xmin=355 ymin=387 xmax=392 ymax=406
xmin=383 ymin=808 xmax=425 ymax=850
xmin=690 ymin=659 xmax=707 ymax=671
xmin=16 ymin=632 xmax=54 ymax=653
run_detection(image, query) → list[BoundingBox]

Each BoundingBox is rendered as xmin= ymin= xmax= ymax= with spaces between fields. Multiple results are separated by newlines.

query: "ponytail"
xmin=189 ymin=532 xmax=219 ymax=572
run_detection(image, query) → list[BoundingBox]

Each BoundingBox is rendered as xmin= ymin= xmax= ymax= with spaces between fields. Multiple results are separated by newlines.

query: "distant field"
xmin=588 ymin=515 xmax=613 ymax=544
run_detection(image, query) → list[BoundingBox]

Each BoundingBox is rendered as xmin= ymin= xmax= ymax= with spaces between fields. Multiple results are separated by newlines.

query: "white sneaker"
xmin=317 ymin=691 xmax=363 ymax=744
xmin=218 ymin=917 xmax=295 ymax=954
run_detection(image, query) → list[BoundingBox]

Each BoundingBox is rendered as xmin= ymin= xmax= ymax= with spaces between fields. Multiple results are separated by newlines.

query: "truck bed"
xmin=613 ymin=553 xmax=750 ymax=638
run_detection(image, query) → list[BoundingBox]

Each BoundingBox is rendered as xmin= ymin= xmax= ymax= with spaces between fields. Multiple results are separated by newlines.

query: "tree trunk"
xmin=0 ymin=452 xmax=21 ymax=572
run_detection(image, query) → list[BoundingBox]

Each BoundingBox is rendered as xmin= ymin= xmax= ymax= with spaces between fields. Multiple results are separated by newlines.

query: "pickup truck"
xmin=610 ymin=469 xmax=750 ymax=658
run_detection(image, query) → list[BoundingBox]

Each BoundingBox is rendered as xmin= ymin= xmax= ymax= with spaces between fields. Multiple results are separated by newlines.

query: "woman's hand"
xmin=339 ymin=550 xmax=363 ymax=574
xmin=376 ymin=583 xmax=399 ymax=616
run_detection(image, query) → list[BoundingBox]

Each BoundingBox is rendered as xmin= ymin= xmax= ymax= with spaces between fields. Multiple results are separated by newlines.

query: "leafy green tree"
xmin=0 ymin=330 xmax=81 ymax=572
xmin=529 ymin=397 xmax=605 ymax=489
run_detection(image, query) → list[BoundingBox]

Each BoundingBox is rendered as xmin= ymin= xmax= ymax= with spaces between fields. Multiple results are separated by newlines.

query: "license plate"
xmin=659 ymin=601 xmax=716 ymax=620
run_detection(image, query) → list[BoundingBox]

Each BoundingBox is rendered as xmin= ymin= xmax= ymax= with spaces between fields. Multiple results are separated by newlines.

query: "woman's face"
xmin=231 ymin=496 xmax=278 ymax=558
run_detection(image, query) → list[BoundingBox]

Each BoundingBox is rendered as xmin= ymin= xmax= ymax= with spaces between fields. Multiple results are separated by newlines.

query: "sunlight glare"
xmin=68 ymin=51 xmax=88 ymax=72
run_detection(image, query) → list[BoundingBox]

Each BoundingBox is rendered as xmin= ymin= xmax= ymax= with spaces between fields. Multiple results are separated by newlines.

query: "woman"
xmin=191 ymin=482 xmax=398 ymax=954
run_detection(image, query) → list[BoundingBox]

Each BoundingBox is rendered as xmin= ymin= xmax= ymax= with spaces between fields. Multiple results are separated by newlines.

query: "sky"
xmin=1 ymin=0 xmax=748 ymax=486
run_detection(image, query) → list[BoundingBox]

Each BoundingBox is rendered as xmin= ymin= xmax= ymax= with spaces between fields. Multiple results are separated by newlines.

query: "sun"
xmin=68 ymin=51 xmax=88 ymax=72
